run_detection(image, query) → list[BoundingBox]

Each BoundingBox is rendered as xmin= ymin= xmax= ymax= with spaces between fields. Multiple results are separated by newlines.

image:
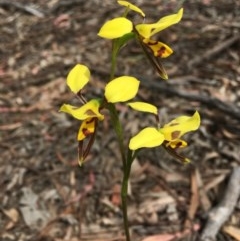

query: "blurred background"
xmin=0 ymin=0 xmax=240 ymax=240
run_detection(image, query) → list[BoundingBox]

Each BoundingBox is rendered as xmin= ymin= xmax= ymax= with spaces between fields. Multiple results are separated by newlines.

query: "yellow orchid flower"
xmin=135 ymin=8 xmax=183 ymax=79
xmin=159 ymin=111 xmax=200 ymax=142
xmin=60 ymin=64 xmax=141 ymax=164
xmin=98 ymin=4 xmax=183 ymax=79
xmin=60 ymin=65 xmax=140 ymax=128
xmin=129 ymin=111 xmax=200 ymax=163
xmin=98 ymin=8 xmax=183 ymax=42
xmin=59 ymin=99 xmax=104 ymax=121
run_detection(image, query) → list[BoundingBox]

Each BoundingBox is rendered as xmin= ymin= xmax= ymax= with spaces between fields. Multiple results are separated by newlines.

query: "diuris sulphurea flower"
xmin=128 ymin=103 xmax=200 ymax=163
xmin=60 ymin=64 xmax=140 ymax=165
xmin=98 ymin=1 xmax=183 ymax=79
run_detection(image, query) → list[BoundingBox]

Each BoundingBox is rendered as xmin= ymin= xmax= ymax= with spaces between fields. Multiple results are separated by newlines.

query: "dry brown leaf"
xmin=185 ymin=168 xmax=199 ymax=228
xmin=139 ymin=193 xmax=175 ymax=214
xmin=5 ymin=221 xmax=16 ymax=230
xmin=142 ymin=233 xmax=175 ymax=241
xmin=223 ymin=226 xmax=240 ymax=240
xmin=3 ymin=208 xmax=19 ymax=223
xmin=195 ymin=168 xmax=211 ymax=211
xmin=142 ymin=224 xmax=200 ymax=241
xmin=204 ymin=174 xmax=227 ymax=191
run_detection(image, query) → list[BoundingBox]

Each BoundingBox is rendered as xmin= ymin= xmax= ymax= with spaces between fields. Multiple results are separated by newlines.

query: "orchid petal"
xmin=118 ymin=0 xmax=145 ymax=17
xmin=143 ymin=39 xmax=173 ymax=58
xmin=98 ymin=17 xmax=133 ymax=39
xmin=129 ymin=127 xmax=164 ymax=150
xmin=67 ymin=64 xmax=90 ymax=93
xmin=165 ymin=139 xmax=188 ymax=149
xmin=105 ymin=76 xmax=139 ymax=103
xmin=77 ymin=118 xmax=96 ymax=141
xmin=59 ymin=99 xmax=104 ymax=121
xmin=136 ymin=8 xmax=183 ymax=38
xmin=128 ymin=102 xmax=158 ymax=115
xmin=159 ymin=111 xmax=200 ymax=141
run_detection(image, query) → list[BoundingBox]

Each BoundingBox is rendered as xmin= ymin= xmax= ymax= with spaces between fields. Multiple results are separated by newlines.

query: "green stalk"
xmin=121 ymin=149 xmax=135 ymax=241
xmin=121 ymin=167 xmax=131 ymax=241
xmin=109 ymin=39 xmax=118 ymax=80
xmin=107 ymin=102 xmax=126 ymax=166
xmin=108 ymin=40 xmax=133 ymax=241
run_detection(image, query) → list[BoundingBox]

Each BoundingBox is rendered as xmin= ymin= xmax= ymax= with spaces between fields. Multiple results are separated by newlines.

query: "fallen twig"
xmin=141 ymin=78 xmax=240 ymax=121
xmin=188 ymin=35 xmax=240 ymax=67
xmin=199 ymin=166 xmax=240 ymax=241
xmin=49 ymin=0 xmax=85 ymax=13
xmin=0 ymin=1 xmax=45 ymax=17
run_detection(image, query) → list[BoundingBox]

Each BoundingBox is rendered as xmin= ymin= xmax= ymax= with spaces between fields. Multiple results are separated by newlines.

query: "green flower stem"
xmin=108 ymin=42 xmax=132 ymax=241
xmin=107 ymin=103 xmax=132 ymax=241
xmin=110 ymin=40 xmax=119 ymax=80
xmin=121 ymin=149 xmax=135 ymax=241
xmin=108 ymin=40 xmax=126 ymax=166
xmin=121 ymin=168 xmax=131 ymax=241
xmin=107 ymin=103 xmax=126 ymax=166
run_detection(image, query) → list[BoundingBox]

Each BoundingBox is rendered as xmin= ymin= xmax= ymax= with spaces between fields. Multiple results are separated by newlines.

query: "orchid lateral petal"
xmin=67 ymin=64 xmax=90 ymax=93
xmin=136 ymin=8 xmax=183 ymax=38
xmin=59 ymin=99 xmax=104 ymax=121
xmin=128 ymin=102 xmax=158 ymax=115
xmin=129 ymin=127 xmax=164 ymax=150
xmin=77 ymin=118 xmax=96 ymax=141
xmin=159 ymin=111 xmax=200 ymax=141
xmin=98 ymin=17 xmax=133 ymax=39
xmin=105 ymin=76 xmax=140 ymax=103
xmin=151 ymin=8 xmax=183 ymax=36
xmin=118 ymin=0 xmax=145 ymax=17
xmin=143 ymin=39 xmax=173 ymax=58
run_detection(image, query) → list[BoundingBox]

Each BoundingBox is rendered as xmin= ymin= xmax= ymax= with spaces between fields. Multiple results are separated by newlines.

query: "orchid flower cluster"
xmin=60 ymin=1 xmax=200 ymax=165
xmin=60 ymin=1 xmax=200 ymax=240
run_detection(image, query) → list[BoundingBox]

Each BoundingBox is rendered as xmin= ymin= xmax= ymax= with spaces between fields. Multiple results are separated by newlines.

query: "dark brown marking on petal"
xmin=85 ymin=109 xmax=96 ymax=116
xmin=171 ymin=130 xmax=181 ymax=139
xmin=157 ymin=46 xmax=166 ymax=57
xmin=86 ymin=117 xmax=96 ymax=124
xmin=82 ymin=128 xmax=92 ymax=137
xmin=175 ymin=141 xmax=183 ymax=148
